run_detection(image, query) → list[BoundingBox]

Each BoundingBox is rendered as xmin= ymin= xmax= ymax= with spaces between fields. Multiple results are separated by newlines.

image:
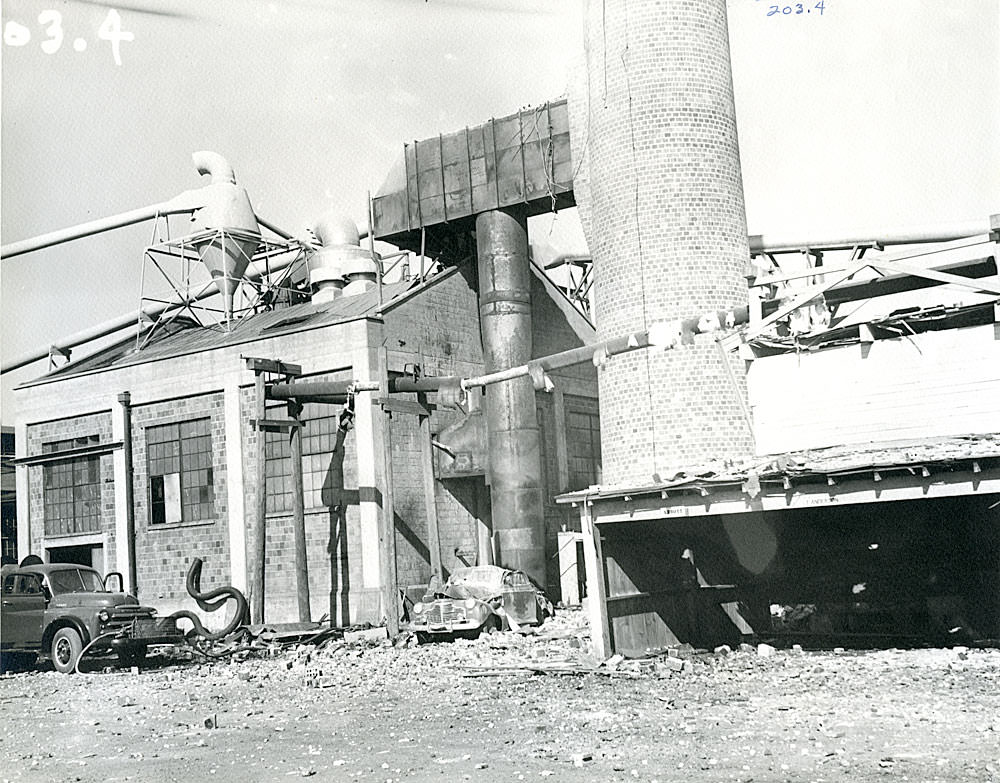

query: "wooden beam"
xmin=378 ymin=347 xmax=401 ymax=636
xmin=244 ymin=357 xmax=302 ymax=376
xmin=249 ymin=370 xmax=267 ymax=624
xmin=288 ymin=401 xmax=310 ymax=623
xmin=418 ymin=393 xmax=443 ymax=583
xmin=581 ymin=502 xmax=612 ymax=659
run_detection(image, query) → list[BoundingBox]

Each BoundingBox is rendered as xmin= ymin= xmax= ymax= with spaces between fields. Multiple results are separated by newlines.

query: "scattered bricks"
xmin=662 ymin=656 xmax=686 ymax=673
xmin=739 ymin=643 xmax=756 ymax=654
xmin=792 ymin=644 xmax=804 ymax=653
xmin=315 ymin=676 xmax=336 ymax=689
xmin=714 ymin=644 xmax=732 ymax=656
xmin=572 ymin=753 xmax=593 ymax=767
xmin=757 ymin=644 xmax=776 ymax=658
xmin=603 ymin=654 xmax=624 ymax=671
xmin=344 ymin=627 xmax=389 ymax=645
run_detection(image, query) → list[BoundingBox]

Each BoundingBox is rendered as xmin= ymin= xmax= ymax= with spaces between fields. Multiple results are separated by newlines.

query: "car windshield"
xmin=443 ymin=566 xmax=508 ymax=600
xmin=47 ymin=568 xmax=105 ymax=594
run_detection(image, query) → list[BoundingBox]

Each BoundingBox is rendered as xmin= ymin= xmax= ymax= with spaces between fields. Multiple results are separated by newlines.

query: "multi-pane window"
xmin=265 ymin=404 xmax=342 ymax=513
xmin=42 ymin=436 xmax=101 ymax=537
xmin=567 ymin=410 xmax=602 ymax=489
xmin=147 ymin=419 xmax=214 ymax=524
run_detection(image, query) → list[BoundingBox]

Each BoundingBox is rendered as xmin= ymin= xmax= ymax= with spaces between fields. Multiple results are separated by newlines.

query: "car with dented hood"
xmin=405 ymin=565 xmax=553 ymax=641
xmin=0 ymin=560 xmax=183 ymax=673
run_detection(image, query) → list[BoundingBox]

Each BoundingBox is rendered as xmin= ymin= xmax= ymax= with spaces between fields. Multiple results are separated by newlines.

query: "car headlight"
xmin=464 ymin=598 xmax=477 ymax=610
xmin=98 ymin=609 xmax=111 ymax=624
xmin=412 ymin=602 xmax=424 ymax=614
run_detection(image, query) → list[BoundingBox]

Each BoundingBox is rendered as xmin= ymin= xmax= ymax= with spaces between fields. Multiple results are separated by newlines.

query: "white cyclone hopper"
xmin=310 ymin=213 xmax=379 ymax=302
xmin=189 ymin=151 xmax=261 ymax=319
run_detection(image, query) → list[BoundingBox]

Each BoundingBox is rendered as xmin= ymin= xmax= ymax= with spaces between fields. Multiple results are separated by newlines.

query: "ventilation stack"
xmin=189 ymin=151 xmax=260 ymax=320
xmin=577 ymin=0 xmax=754 ymax=485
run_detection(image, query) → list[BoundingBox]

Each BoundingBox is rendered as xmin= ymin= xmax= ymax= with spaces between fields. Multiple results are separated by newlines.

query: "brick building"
xmin=12 ymin=261 xmax=598 ymax=626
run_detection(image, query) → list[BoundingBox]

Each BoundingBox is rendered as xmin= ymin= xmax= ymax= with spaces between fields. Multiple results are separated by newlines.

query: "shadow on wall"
xmin=322 ymin=427 xmax=350 ymax=626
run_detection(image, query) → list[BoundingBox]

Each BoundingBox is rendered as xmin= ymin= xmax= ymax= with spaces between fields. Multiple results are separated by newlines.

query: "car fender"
xmin=41 ymin=616 xmax=90 ymax=655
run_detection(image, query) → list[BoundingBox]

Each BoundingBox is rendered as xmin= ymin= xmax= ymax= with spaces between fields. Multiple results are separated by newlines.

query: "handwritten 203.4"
xmin=764 ymin=2 xmax=826 ymax=16
xmin=3 ymin=9 xmax=133 ymax=66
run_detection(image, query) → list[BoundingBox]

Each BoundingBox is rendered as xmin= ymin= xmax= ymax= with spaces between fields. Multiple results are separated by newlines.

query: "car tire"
xmin=117 ymin=643 xmax=148 ymax=668
xmin=51 ymin=627 xmax=83 ymax=674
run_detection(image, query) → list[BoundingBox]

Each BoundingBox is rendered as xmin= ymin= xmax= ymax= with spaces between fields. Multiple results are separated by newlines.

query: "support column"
xmin=581 ymin=502 xmax=611 ymax=659
xmin=288 ymin=401 xmax=310 ymax=622
xmin=223 ymin=375 xmax=247 ymax=594
xmin=112 ymin=392 xmax=137 ymax=595
xmin=476 ymin=206 xmax=546 ymax=590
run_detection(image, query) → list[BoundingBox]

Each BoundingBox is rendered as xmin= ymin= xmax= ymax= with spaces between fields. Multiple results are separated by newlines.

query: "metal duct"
xmin=475 ymin=207 xmax=546 ymax=590
xmin=189 ymin=151 xmax=260 ymax=319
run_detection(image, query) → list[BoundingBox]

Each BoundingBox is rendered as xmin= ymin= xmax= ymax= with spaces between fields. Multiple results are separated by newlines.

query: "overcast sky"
xmin=2 ymin=0 xmax=998 ymax=421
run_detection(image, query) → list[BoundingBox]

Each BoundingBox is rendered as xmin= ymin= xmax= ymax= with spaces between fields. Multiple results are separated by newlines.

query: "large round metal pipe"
xmin=476 ymin=207 xmax=547 ymax=590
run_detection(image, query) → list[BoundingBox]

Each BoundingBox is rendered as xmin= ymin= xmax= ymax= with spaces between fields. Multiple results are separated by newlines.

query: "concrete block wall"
xmin=130 ymin=392 xmax=229 ymax=611
xmin=240 ymin=375 xmax=365 ymax=625
xmin=578 ymin=0 xmax=754 ymax=485
xmin=24 ymin=411 xmax=114 ymax=564
xmin=383 ymin=267 xmax=487 ymax=588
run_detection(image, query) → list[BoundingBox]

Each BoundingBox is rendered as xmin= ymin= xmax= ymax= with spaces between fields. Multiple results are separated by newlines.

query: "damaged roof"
xmin=558 ymin=433 xmax=1000 ymax=503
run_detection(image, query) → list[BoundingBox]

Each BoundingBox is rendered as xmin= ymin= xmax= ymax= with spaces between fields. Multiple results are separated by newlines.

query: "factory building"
xmin=12 ymin=249 xmax=599 ymax=625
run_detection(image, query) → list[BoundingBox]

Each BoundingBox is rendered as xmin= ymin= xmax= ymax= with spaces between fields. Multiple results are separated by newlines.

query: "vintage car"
xmin=405 ymin=565 xmax=553 ymax=641
xmin=0 ymin=560 xmax=183 ymax=673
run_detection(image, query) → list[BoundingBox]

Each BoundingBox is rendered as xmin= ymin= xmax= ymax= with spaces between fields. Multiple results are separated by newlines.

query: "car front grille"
xmin=102 ymin=606 xmax=154 ymax=635
xmin=426 ymin=602 xmax=465 ymax=625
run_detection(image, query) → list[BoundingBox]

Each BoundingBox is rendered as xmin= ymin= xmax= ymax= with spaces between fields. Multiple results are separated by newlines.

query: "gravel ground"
xmin=1 ymin=609 xmax=998 ymax=783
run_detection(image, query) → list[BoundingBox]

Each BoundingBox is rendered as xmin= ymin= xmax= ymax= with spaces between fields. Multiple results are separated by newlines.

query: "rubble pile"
xmin=1 ymin=609 xmax=998 ymax=783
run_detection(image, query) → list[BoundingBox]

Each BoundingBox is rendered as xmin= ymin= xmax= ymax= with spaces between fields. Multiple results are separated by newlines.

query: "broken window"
xmin=265 ymin=404 xmax=341 ymax=513
xmin=147 ymin=419 xmax=214 ymax=525
xmin=42 ymin=436 xmax=101 ymax=537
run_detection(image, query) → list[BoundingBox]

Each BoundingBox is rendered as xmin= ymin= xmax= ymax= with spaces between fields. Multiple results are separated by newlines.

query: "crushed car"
xmin=0 ymin=558 xmax=183 ymax=673
xmin=405 ymin=565 xmax=554 ymax=641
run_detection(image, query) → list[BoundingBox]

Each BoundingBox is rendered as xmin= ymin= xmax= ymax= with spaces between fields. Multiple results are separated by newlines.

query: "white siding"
xmin=748 ymin=323 xmax=1000 ymax=455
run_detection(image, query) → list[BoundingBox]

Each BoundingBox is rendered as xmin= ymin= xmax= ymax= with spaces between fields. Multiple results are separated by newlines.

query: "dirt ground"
xmin=1 ymin=609 xmax=998 ymax=783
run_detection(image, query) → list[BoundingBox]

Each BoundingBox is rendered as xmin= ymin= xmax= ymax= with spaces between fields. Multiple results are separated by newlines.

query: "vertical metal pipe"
xmin=117 ymin=392 xmax=138 ymax=596
xmin=288 ymin=401 xmax=310 ymax=622
xmin=475 ymin=207 xmax=547 ymax=590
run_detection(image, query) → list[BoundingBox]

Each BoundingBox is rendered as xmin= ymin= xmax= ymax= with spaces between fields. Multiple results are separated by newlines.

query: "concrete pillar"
xmin=354 ymin=321 xmax=385 ymax=622
xmin=579 ymin=0 xmax=754 ymax=484
xmin=14 ymin=421 xmax=30 ymax=560
xmin=223 ymin=375 xmax=247 ymax=593
xmin=476 ymin=207 xmax=547 ymax=589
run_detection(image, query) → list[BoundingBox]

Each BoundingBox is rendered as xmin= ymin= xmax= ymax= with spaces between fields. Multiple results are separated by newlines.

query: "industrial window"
xmin=265 ymin=404 xmax=342 ymax=513
xmin=567 ymin=410 xmax=602 ymax=489
xmin=147 ymin=419 xmax=214 ymax=524
xmin=42 ymin=436 xmax=101 ymax=537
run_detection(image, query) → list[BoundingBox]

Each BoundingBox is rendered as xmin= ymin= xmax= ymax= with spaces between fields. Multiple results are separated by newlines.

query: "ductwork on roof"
xmin=309 ymin=213 xmax=380 ymax=302
xmin=188 ymin=151 xmax=261 ymax=319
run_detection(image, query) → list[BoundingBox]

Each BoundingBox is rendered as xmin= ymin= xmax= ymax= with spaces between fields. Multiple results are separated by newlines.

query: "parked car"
xmin=0 ymin=560 xmax=182 ymax=673
xmin=405 ymin=565 xmax=553 ymax=641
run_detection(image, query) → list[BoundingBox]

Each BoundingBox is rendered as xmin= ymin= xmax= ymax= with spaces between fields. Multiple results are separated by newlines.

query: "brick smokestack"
xmin=573 ymin=0 xmax=754 ymax=485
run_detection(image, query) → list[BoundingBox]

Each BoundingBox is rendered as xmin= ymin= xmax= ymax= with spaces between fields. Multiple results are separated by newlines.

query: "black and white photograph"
xmin=1 ymin=1 xmax=998 ymax=780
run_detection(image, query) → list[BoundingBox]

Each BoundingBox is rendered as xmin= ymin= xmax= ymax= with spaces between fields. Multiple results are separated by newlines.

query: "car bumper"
xmin=405 ymin=620 xmax=484 ymax=634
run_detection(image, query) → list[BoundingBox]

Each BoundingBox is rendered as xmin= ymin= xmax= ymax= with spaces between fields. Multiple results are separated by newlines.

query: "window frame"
xmin=146 ymin=418 xmax=216 ymax=525
xmin=41 ymin=436 xmax=102 ymax=537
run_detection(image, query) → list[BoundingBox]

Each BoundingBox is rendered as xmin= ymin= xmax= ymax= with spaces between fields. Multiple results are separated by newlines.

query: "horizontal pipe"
xmin=1 ymin=189 xmax=209 ymax=260
xmin=2 ymin=246 xmax=301 ymax=375
xmin=748 ymin=218 xmax=992 ymax=254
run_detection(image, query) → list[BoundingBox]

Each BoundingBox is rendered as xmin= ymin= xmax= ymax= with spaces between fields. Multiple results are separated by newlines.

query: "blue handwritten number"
xmin=815 ymin=1 xmax=825 ymax=13
xmin=782 ymin=5 xmax=792 ymax=14
xmin=795 ymin=3 xmax=804 ymax=13
xmin=767 ymin=5 xmax=778 ymax=15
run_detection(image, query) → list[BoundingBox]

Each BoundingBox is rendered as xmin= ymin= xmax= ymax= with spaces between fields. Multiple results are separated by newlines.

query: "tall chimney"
xmin=577 ymin=0 xmax=754 ymax=485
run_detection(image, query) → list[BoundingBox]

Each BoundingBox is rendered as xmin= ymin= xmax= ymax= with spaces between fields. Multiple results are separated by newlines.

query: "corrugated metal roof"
xmin=37 ymin=279 xmax=418 ymax=380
